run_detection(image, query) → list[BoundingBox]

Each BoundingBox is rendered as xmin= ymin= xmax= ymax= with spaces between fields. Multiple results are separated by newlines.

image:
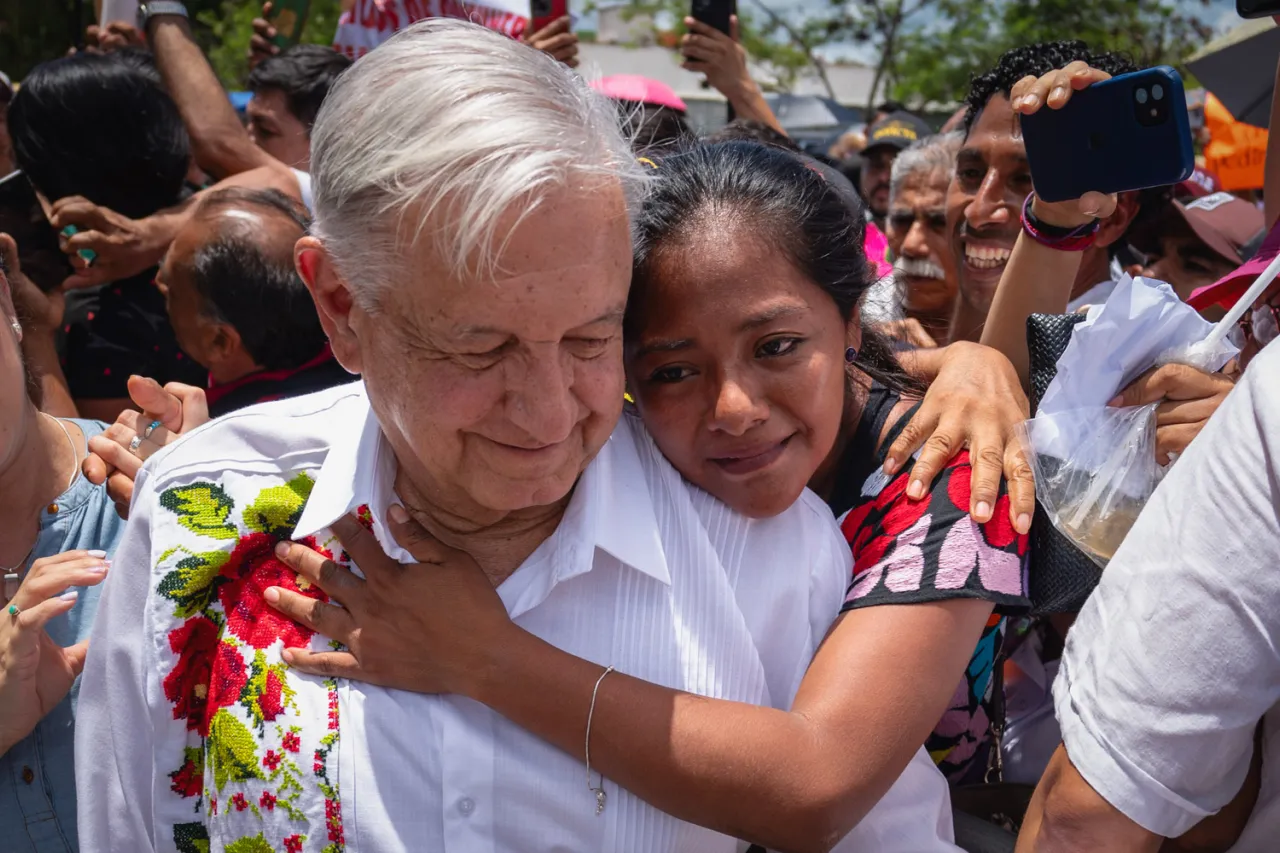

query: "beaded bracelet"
xmin=1020 ymin=193 xmax=1101 ymax=252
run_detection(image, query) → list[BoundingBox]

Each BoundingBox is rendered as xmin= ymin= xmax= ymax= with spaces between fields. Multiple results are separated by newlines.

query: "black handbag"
xmin=1025 ymin=313 xmax=1101 ymax=615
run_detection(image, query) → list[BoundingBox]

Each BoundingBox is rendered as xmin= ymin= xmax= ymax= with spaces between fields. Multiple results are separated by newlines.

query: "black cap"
xmin=863 ymin=111 xmax=931 ymax=154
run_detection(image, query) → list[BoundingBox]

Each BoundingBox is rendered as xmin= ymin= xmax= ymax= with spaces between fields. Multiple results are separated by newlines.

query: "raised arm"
xmin=681 ymin=16 xmax=786 ymax=135
xmin=141 ymin=12 xmax=276 ymax=179
xmin=977 ymin=62 xmax=1117 ymax=387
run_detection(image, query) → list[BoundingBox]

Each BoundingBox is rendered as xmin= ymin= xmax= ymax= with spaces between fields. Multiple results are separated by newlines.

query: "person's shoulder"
xmin=142 ymin=381 xmax=366 ymax=489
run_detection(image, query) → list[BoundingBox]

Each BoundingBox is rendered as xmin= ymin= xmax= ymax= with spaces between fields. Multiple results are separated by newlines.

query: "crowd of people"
xmin=0 ymin=4 xmax=1277 ymax=853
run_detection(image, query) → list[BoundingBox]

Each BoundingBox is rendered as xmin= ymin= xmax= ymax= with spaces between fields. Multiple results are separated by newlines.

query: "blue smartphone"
xmin=1021 ymin=66 xmax=1194 ymax=203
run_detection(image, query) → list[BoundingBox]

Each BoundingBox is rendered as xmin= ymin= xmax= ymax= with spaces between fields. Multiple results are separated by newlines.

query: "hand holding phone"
xmin=690 ymin=0 xmax=735 ymax=35
xmin=1016 ymin=64 xmax=1194 ymax=207
xmin=1236 ymin=0 xmax=1280 ymax=20
xmin=266 ymin=0 xmax=310 ymax=49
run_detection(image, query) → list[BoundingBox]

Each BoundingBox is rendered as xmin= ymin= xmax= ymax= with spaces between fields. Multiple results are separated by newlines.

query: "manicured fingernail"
xmin=1022 ymin=93 xmax=1038 ymax=109
xmin=883 ymin=457 xmax=901 ymax=476
xmin=975 ymin=501 xmax=992 ymax=520
xmin=274 ymin=541 xmax=290 ymax=559
xmin=1017 ymin=514 xmax=1033 ymax=534
xmin=264 ymin=586 xmax=280 ymax=604
xmin=1050 ymin=86 xmax=1066 ymax=102
xmin=907 ymin=480 xmax=926 ymax=500
xmin=58 ymin=589 xmax=79 ymax=601
xmin=389 ymin=504 xmax=409 ymax=524
xmin=88 ymin=561 xmax=109 ymax=573
xmin=87 ymin=549 xmax=107 ymax=558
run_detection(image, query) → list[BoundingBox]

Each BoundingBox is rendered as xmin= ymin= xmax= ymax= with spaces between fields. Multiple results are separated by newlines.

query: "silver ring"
xmin=143 ymin=420 xmax=163 ymax=440
xmin=7 ymin=603 xmax=20 ymax=618
xmin=128 ymin=435 xmax=144 ymax=455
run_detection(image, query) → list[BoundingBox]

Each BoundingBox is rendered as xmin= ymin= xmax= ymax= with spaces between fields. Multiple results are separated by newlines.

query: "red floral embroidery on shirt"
xmin=163 ymin=616 xmax=220 ymax=734
xmin=217 ymin=533 xmax=333 ymax=650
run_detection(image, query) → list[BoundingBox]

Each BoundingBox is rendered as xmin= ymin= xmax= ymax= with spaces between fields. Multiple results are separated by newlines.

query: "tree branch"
xmin=748 ymin=0 xmax=838 ymax=99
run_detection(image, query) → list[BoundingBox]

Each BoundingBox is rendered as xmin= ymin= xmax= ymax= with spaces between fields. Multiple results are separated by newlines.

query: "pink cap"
xmin=590 ymin=75 xmax=687 ymax=113
xmin=1189 ymin=217 xmax=1280 ymax=311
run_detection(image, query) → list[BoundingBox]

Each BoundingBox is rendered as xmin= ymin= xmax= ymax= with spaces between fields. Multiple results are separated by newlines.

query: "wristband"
xmin=1021 ymin=193 xmax=1100 ymax=252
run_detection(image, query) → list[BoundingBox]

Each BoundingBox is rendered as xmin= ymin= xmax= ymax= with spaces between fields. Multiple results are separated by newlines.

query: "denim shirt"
xmin=1 ymin=420 xmax=125 ymax=853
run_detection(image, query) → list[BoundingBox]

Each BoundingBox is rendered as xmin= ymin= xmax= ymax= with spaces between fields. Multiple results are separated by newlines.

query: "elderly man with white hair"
xmin=73 ymin=21 xmax=972 ymax=853
xmin=870 ymin=132 xmax=963 ymax=349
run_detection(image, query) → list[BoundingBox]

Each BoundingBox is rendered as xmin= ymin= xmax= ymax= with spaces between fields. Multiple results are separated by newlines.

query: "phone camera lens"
xmin=1135 ymin=88 xmax=1149 ymax=104
xmin=1152 ymin=84 xmax=1164 ymax=101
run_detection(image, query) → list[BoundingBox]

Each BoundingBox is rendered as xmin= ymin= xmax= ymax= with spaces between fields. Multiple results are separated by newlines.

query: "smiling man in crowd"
xmin=946 ymin=42 xmax=1160 ymax=340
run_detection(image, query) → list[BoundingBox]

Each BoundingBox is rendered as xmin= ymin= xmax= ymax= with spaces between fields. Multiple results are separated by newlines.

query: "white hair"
xmin=888 ymin=131 xmax=963 ymax=203
xmin=308 ymin=19 xmax=647 ymax=308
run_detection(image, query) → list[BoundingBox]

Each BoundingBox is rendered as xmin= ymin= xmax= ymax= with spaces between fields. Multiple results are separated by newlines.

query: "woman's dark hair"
xmin=629 ymin=140 xmax=922 ymax=395
xmin=617 ymin=101 xmax=692 ymax=153
xmin=8 ymin=52 xmax=190 ymax=219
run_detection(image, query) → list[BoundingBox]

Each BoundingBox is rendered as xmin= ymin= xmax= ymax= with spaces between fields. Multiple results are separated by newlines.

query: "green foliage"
xmin=890 ymin=0 xmax=1217 ymax=107
xmin=196 ymin=0 xmax=345 ymax=89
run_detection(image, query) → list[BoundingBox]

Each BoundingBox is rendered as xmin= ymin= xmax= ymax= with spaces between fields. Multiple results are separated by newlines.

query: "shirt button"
xmin=46 ymin=503 xmax=58 ymax=515
xmin=457 ymin=797 xmax=475 ymax=817
xmin=21 ymin=766 xmax=34 ymax=784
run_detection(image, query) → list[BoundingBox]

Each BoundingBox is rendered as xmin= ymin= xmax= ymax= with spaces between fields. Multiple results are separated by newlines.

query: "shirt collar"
xmin=293 ymin=391 xmax=671 ymax=588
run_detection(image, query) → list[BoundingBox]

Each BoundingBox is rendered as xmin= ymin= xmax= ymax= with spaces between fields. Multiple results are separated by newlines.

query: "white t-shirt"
xmin=1053 ymin=340 xmax=1280 ymax=844
xmin=290 ymin=167 xmax=314 ymax=213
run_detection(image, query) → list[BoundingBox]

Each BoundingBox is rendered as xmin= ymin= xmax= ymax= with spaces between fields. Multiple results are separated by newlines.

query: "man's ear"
xmin=1096 ymin=191 xmax=1143 ymax=250
xmin=208 ymin=322 xmax=242 ymax=367
xmin=296 ymin=235 xmax=362 ymax=374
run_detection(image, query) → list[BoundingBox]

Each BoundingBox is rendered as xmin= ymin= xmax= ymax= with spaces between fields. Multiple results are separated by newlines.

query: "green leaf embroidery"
xmin=208 ymin=709 xmax=263 ymax=793
xmin=243 ymin=473 xmax=316 ymax=538
xmin=242 ymin=649 xmax=298 ymax=733
xmin=173 ymin=822 xmax=210 ymax=853
xmin=224 ymin=834 xmax=275 ymax=853
xmin=161 ymin=483 xmax=239 ymax=541
xmin=157 ymin=551 xmax=231 ymax=618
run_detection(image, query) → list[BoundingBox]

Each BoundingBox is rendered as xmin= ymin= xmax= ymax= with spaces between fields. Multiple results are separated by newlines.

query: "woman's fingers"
xmin=11 ymin=591 xmax=81 ymax=633
xmin=966 ymin=430 xmax=1006 ymax=523
xmin=280 ymin=648 xmax=362 ymax=679
xmin=12 ymin=555 xmax=109 ymax=609
xmin=264 ymin=586 xmax=355 ymax=641
xmin=1003 ymin=442 xmax=1035 ymax=534
xmin=87 ymin=434 xmax=142 ymax=481
xmin=273 ymin=539 xmax=364 ymax=601
xmin=63 ymin=640 xmax=90 ymax=677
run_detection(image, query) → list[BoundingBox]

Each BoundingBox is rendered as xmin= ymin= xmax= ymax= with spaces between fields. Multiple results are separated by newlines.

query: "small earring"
xmin=10 ymin=321 xmax=20 ymax=335
xmin=845 ymin=346 xmax=858 ymax=364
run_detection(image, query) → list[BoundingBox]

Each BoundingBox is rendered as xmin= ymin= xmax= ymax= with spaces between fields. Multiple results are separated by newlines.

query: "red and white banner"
xmin=333 ymin=0 xmax=532 ymax=60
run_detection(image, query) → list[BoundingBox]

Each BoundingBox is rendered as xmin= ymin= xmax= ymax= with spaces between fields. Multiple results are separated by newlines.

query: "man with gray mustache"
xmin=880 ymin=133 xmax=963 ymax=348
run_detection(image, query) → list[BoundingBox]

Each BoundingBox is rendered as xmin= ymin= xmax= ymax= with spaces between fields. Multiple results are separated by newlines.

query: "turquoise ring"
xmin=7 ymin=603 xmax=19 ymax=617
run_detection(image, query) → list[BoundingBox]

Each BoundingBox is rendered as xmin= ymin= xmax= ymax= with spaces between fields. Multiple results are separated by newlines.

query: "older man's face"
xmin=354 ymin=184 xmax=633 ymax=518
xmin=886 ymin=171 xmax=958 ymax=316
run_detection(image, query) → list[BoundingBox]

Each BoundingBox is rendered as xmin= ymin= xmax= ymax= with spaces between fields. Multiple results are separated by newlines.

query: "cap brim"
xmin=1188 ymin=220 xmax=1280 ymax=311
